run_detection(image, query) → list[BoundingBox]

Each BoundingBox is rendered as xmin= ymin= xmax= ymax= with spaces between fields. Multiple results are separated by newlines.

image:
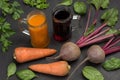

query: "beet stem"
xmin=106 ymin=38 xmax=120 ymax=49
xmin=85 ymin=28 xmax=110 ymax=43
xmin=102 ymin=37 xmax=115 ymax=49
xmin=46 ymin=55 xmax=61 ymax=62
xmin=66 ymin=57 xmax=89 ymax=80
xmin=84 ymin=23 xmax=107 ymax=40
xmin=84 ymin=6 xmax=92 ymax=34
xmin=92 ymin=9 xmax=99 ymax=25
xmin=78 ymin=34 xmax=114 ymax=48
xmin=76 ymin=36 xmax=85 ymax=44
xmin=77 ymin=23 xmax=107 ymax=45
xmin=104 ymin=46 xmax=120 ymax=55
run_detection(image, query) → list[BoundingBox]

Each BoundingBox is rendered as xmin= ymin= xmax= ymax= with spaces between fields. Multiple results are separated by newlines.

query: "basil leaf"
xmin=101 ymin=8 xmax=119 ymax=27
xmin=73 ymin=1 xmax=87 ymax=15
xmin=90 ymin=0 xmax=109 ymax=10
xmin=102 ymin=57 xmax=120 ymax=71
xmin=59 ymin=0 xmax=73 ymax=6
xmin=16 ymin=69 xmax=36 ymax=80
xmin=7 ymin=62 xmax=17 ymax=79
xmin=82 ymin=66 xmax=104 ymax=80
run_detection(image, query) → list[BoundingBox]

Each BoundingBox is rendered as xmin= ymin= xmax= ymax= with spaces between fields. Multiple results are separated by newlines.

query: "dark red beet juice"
xmin=52 ymin=6 xmax=72 ymax=41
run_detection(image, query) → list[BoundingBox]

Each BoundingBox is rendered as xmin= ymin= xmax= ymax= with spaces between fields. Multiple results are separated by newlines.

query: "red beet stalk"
xmin=104 ymin=46 xmax=120 ymax=55
xmin=76 ymin=23 xmax=107 ymax=45
xmin=102 ymin=37 xmax=120 ymax=55
xmin=78 ymin=34 xmax=114 ymax=48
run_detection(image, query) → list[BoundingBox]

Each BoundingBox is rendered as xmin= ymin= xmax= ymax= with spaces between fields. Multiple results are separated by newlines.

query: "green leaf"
xmin=23 ymin=0 xmax=49 ymax=9
xmin=12 ymin=12 xmax=21 ymax=20
xmin=105 ymin=28 xmax=120 ymax=35
xmin=101 ymin=0 xmax=109 ymax=9
xmin=73 ymin=1 xmax=87 ymax=15
xmin=90 ymin=0 xmax=109 ymax=10
xmin=0 ymin=17 xmax=15 ymax=52
xmin=36 ymin=3 xmax=49 ymax=9
xmin=101 ymin=8 xmax=119 ymax=26
xmin=59 ymin=0 xmax=73 ymax=6
xmin=102 ymin=57 xmax=120 ymax=71
xmin=82 ymin=66 xmax=104 ymax=80
xmin=12 ymin=1 xmax=20 ymax=7
xmin=7 ymin=62 xmax=17 ymax=79
xmin=10 ymin=1 xmax=24 ymax=20
xmin=0 ymin=1 xmax=23 ymax=20
xmin=23 ymin=0 xmax=30 ymax=4
xmin=16 ymin=69 xmax=36 ymax=80
xmin=84 ymin=24 xmax=95 ymax=36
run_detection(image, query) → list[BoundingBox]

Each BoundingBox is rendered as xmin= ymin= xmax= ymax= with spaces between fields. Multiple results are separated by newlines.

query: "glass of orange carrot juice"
xmin=23 ymin=10 xmax=50 ymax=48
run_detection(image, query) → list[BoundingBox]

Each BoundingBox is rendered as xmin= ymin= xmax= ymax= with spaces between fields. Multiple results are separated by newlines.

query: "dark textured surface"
xmin=0 ymin=0 xmax=120 ymax=80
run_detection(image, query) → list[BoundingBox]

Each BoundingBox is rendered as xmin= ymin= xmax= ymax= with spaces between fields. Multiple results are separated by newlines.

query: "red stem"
xmin=76 ymin=23 xmax=107 ymax=45
xmin=84 ymin=6 xmax=92 ymax=34
xmin=84 ymin=23 xmax=107 ymax=41
xmin=76 ymin=36 xmax=85 ymax=44
xmin=105 ymin=37 xmax=120 ymax=50
xmin=85 ymin=28 xmax=110 ymax=43
xmin=102 ymin=37 xmax=115 ymax=49
xmin=92 ymin=9 xmax=99 ymax=25
xmin=104 ymin=46 xmax=120 ymax=55
xmin=78 ymin=34 xmax=114 ymax=48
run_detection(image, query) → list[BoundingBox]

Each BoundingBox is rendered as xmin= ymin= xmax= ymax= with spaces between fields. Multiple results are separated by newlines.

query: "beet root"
xmin=47 ymin=42 xmax=81 ymax=61
xmin=59 ymin=42 xmax=81 ymax=61
xmin=87 ymin=45 xmax=105 ymax=63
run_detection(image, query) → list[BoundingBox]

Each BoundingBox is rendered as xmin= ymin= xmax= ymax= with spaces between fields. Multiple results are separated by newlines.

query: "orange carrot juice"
xmin=27 ymin=11 xmax=50 ymax=48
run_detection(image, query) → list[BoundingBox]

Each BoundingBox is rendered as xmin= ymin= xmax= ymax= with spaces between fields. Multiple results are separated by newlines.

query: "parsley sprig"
xmin=0 ymin=0 xmax=24 ymax=20
xmin=0 ymin=0 xmax=24 ymax=52
xmin=23 ymin=0 xmax=49 ymax=9
xmin=0 ymin=17 xmax=15 ymax=52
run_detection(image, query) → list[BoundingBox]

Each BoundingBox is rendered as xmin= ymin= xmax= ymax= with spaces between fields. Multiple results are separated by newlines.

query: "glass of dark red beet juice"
xmin=52 ymin=6 xmax=72 ymax=42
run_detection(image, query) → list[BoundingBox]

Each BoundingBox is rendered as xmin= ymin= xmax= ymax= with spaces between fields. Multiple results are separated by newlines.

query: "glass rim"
xmin=52 ymin=5 xmax=72 ymax=23
xmin=27 ymin=10 xmax=47 ymax=28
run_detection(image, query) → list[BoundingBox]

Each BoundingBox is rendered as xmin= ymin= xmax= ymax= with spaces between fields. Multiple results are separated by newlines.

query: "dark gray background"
xmin=0 ymin=0 xmax=120 ymax=80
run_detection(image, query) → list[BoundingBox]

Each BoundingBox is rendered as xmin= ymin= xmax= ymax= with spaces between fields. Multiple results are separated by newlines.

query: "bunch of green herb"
xmin=23 ymin=0 xmax=49 ymax=9
xmin=0 ymin=17 xmax=15 ymax=52
xmin=0 ymin=0 xmax=24 ymax=20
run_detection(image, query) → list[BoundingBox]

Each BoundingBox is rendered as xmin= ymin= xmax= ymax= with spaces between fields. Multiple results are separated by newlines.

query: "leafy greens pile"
xmin=0 ymin=17 xmax=15 ymax=52
xmin=23 ymin=0 xmax=49 ymax=9
xmin=0 ymin=0 xmax=23 ymax=52
xmin=0 ymin=0 xmax=24 ymax=20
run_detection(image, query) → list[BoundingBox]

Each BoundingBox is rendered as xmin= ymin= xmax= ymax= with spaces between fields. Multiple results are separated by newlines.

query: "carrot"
xmin=14 ymin=47 xmax=57 ymax=63
xmin=29 ymin=61 xmax=71 ymax=76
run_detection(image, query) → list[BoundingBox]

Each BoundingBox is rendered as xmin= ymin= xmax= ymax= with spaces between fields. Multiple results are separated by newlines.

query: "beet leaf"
xmin=76 ymin=8 xmax=119 ymax=48
xmin=84 ymin=0 xmax=110 ymax=36
xmin=101 ymin=8 xmax=119 ymax=26
xmin=90 ymin=0 xmax=109 ymax=10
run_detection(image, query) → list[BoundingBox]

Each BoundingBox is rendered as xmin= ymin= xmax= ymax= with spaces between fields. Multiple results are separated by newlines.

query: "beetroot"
xmin=47 ymin=42 xmax=81 ymax=61
xmin=67 ymin=36 xmax=120 ymax=80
